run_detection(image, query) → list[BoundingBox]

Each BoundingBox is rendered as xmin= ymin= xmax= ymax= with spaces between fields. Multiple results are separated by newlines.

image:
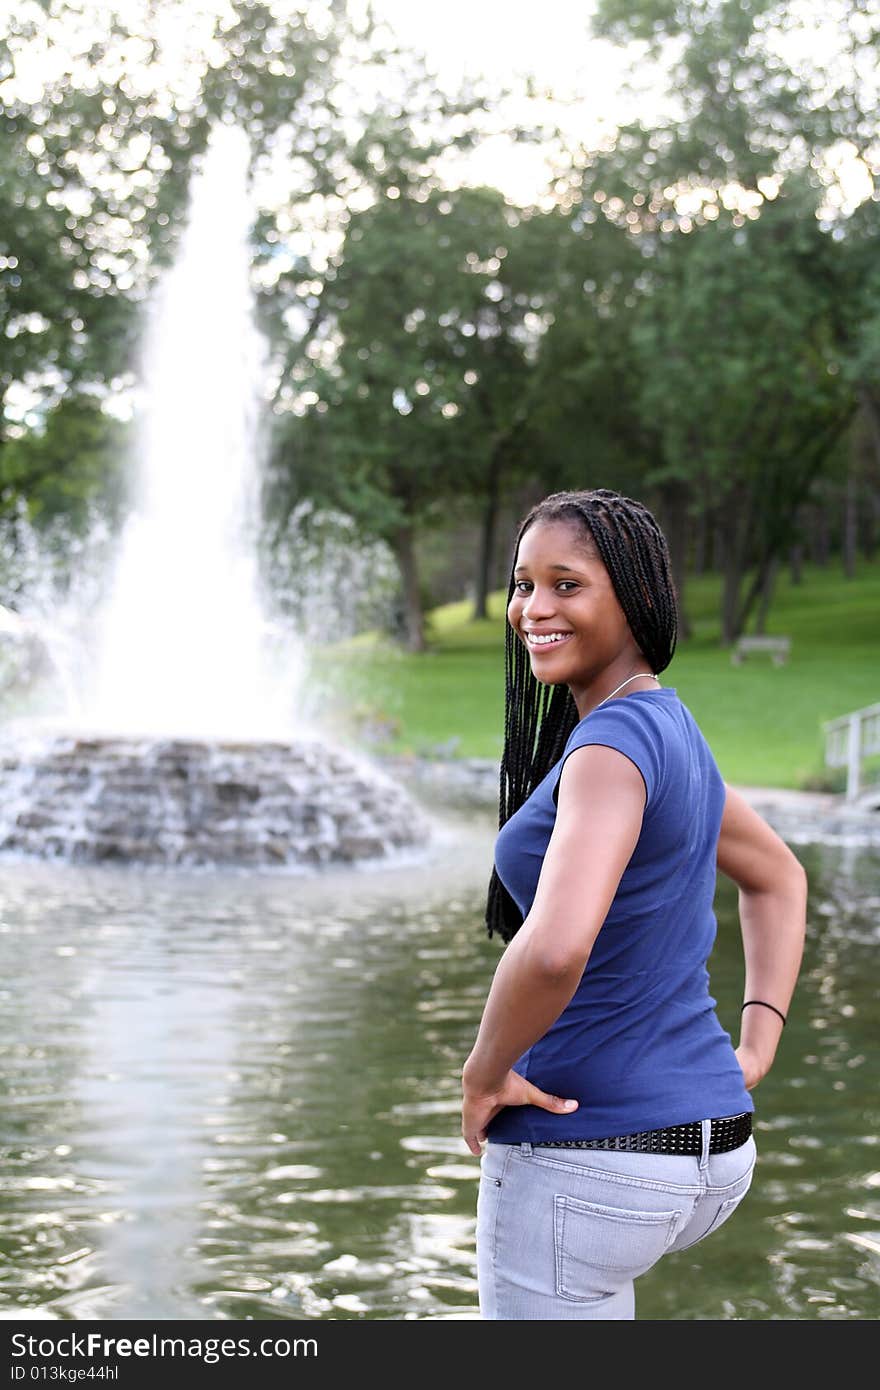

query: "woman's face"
xmin=507 ymin=518 xmax=643 ymax=695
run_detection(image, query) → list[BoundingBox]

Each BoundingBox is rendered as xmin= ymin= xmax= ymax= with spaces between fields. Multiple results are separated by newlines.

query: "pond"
xmin=0 ymin=803 xmax=877 ymax=1321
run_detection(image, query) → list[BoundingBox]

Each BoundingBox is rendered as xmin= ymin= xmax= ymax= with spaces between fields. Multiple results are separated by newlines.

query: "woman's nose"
xmin=522 ymin=585 xmax=556 ymax=618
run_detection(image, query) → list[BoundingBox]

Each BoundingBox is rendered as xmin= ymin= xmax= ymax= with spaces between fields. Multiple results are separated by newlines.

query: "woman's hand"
xmin=461 ymin=1069 xmax=578 ymax=1156
xmin=735 ymin=1043 xmax=770 ymax=1090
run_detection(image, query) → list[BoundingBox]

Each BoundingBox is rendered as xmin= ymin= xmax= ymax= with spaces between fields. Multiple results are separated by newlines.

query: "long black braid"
xmin=485 ymin=488 xmax=679 ymax=943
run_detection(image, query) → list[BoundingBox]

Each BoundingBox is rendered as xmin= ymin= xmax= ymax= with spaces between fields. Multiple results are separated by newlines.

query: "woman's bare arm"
xmin=716 ymin=784 xmax=808 ymax=1087
xmin=462 ymin=743 xmax=646 ymax=1095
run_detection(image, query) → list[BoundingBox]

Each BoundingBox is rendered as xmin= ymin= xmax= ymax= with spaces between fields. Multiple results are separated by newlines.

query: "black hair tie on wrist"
xmin=742 ymin=999 xmax=786 ymax=1026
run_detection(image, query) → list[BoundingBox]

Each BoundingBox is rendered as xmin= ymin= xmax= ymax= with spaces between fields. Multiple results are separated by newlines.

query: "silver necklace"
xmin=593 ymin=671 xmax=660 ymax=712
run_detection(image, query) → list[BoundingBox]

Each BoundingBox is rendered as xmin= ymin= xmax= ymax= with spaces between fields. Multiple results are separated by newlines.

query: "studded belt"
xmin=533 ymin=1111 xmax=752 ymax=1156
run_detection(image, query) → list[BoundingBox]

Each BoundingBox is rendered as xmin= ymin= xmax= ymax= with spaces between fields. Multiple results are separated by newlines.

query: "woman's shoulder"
xmin=567 ymin=688 xmax=682 ymax=744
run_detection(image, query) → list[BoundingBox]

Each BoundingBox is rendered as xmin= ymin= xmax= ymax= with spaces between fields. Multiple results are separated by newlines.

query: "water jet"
xmin=0 ymin=125 xmax=429 ymax=869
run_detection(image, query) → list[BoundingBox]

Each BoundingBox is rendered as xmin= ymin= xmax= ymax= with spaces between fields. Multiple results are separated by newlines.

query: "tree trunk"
xmin=657 ymin=478 xmax=692 ymax=640
xmin=721 ymin=559 xmax=743 ymax=645
xmin=754 ymin=555 xmax=780 ymax=634
xmin=718 ymin=486 xmax=756 ymax=645
xmin=811 ymin=497 xmax=831 ymax=566
xmin=788 ymin=500 xmax=806 ymax=584
xmin=391 ymin=522 xmax=425 ymax=653
xmin=693 ymin=504 xmax=708 ymax=576
xmin=864 ymin=488 xmax=879 ymax=562
xmin=858 ymin=384 xmax=880 ymax=469
xmin=735 ymin=545 xmax=770 ymax=636
xmin=710 ymin=520 xmax=720 ymax=573
xmin=855 ymin=390 xmax=879 ymax=561
xmin=843 ymin=463 xmax=858 ymax=579
xmin=472 ymin=446 xmax=502 ymax=621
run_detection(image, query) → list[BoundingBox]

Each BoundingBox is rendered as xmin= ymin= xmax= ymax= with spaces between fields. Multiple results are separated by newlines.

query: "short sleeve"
xmin=551 ymin=701 xmax=664 ymax=810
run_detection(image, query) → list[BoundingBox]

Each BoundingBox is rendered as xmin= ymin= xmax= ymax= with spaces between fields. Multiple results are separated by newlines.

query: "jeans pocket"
xmin=553 ymin=1193 xmax=680 ymax=1303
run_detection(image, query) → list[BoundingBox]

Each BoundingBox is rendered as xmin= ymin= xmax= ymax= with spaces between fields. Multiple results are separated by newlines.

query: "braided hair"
xmin=485 ymin=488 xmax=679 ymax=943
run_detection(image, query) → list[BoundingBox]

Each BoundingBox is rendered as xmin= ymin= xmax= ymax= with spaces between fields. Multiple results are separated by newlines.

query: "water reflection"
xmin=0 ymin=818 xmax=877 ymax=1319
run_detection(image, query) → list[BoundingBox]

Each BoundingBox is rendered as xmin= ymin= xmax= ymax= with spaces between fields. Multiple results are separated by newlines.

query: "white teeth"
xmin=526 ymin=631 xmax=571 ymax=645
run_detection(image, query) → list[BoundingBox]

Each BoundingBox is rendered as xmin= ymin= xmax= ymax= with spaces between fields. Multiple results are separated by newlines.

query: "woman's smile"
xmin=525 ymin=630 xmax=574 ymax=648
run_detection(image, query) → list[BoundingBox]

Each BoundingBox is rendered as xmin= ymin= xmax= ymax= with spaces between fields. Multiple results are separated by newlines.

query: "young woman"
xmin=462 ymin=488 xmax=807 ymax=1320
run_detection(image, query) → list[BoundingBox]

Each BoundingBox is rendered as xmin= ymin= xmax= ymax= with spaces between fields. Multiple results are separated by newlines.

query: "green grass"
xmin=311 ymin=557 xmax=880 ymax=790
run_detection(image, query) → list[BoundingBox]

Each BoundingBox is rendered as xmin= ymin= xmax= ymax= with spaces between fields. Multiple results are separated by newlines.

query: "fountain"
xmin=0 ymin=125 xmax=430 ymax=869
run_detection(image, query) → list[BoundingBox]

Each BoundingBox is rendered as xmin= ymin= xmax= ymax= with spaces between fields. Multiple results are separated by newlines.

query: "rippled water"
xmin=0 ymin=810 xmax=877 ymax=1320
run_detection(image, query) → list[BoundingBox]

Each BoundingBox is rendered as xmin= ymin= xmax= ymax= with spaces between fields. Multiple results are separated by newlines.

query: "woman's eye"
xmin=513 ymin=580 xmax=577 ymax=594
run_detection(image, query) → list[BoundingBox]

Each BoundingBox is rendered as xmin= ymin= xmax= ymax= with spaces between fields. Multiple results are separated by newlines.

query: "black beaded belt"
xmin=534 ymin=1111 xmax=752 ymax=1156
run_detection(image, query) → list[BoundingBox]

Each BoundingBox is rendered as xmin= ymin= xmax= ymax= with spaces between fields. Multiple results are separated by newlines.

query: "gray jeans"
xmin=476 ymin=1123 xmax=757 ymax=1319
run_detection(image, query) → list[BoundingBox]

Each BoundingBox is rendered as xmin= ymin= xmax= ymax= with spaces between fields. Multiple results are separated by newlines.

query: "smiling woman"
xmin=460 ymin=487 xmax=807 ymax=1320
xmin=510 ymin=521 xmax=660 ymax=708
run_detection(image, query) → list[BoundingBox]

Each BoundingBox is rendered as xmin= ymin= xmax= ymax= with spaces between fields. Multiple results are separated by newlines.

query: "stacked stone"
xmin=0 ymin=735 xmax=431 ymax=867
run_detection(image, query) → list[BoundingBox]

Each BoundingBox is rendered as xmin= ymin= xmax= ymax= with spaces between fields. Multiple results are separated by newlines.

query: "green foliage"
xmin=520 ymin=207 xmax=659 ymax=493
xmin=0 ymin=0 xmax=359 ymax=426
xmin=200 ymin=0 xmax=347 ymax=146
xmin=0 ymin=393 xmax=129 ymax=530
xmin=1 ymin=6 xmax=207 ymax=407
xmin=0 ymin=133 xmax=88 ymax=399
xmin=266 ymin=185 xmax=560 ymax=539
xmin=634 ymin=189 xmax=854 ymax=487
xmin=593 ymin=0 xmax=880 ymax=192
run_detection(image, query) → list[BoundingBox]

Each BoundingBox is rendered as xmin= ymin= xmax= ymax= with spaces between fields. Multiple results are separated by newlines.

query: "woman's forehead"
xmin=515 ymin=518 xmax=600 ymax=566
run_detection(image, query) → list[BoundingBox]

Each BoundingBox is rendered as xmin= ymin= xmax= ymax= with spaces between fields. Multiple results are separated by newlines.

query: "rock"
xmin=0 ymin=731 xmax=432 ymax=868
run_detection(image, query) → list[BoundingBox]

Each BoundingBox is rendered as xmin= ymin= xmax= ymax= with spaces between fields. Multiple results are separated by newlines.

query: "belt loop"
xmin=520 ymin=1141 xmax=533 ymax=1157
xmin=699 ymin=1119 xmax=711 ymax=1170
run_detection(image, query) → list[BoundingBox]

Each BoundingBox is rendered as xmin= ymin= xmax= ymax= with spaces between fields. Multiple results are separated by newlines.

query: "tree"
xmin=266 ymin=185 xmax=540 ymax=649
xmin=593 ymin=0 xmax=880 ymax=197
xmin=536 ymin=0 xmax=880 ymax=635
xmin=0 ymin=391 xmax=128 ymax=531
xmin=633 ymin=185 xmax=855 ymax=642
xmin=0 ymin=0 xmax=355 ymax=526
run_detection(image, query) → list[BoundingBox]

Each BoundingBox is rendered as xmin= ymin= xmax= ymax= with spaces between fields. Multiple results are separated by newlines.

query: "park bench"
xmin=730 ymin=635 xmax=791 ymax=666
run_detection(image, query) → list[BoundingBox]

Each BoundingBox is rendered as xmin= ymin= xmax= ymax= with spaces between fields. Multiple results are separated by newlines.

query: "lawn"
xmin=311 ymin=556 xmax=879 ymax=791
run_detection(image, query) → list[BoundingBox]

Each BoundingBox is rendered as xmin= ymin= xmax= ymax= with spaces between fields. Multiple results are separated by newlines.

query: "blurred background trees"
xmin=2 ymin=0 xmax=878 ymax=649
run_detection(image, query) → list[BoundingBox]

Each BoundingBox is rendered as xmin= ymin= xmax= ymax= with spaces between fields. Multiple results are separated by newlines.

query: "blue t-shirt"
xmin=488 ymin=686 xmax=752 ymax=1142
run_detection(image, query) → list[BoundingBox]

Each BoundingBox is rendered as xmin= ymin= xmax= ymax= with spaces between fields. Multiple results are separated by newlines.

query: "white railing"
xmin=823 ymin=702 xmax=880 ymax=802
